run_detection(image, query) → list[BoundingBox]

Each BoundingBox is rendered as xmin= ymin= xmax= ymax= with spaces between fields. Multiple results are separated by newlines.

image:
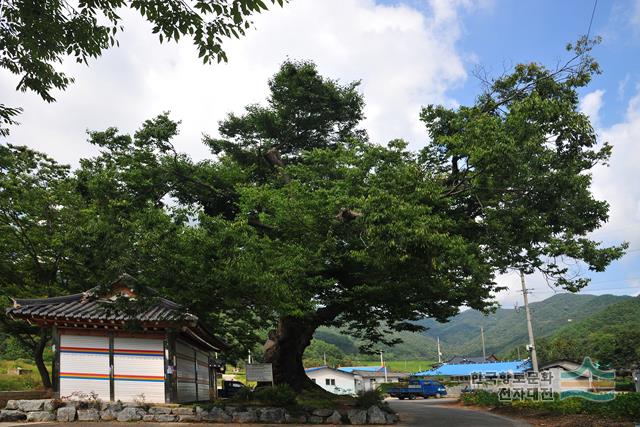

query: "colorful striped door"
xmin=113 ymin=337 xmax=165 ymax=403
xmin=176 ymin=340 xmax=197 ymax=402
xmin=196 ymin=350 xmax=210 ymax=399
xmin=59 ymin=334 xmax=110 ymax=400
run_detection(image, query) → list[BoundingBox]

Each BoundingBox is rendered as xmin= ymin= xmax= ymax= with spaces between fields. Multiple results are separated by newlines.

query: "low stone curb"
xmin=0 ymin=398 xmax=399 ymax=424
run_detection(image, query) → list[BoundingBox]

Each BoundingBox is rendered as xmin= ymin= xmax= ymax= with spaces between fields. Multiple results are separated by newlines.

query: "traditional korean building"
xmin=6 ymin=274 xmax=227 ymax=404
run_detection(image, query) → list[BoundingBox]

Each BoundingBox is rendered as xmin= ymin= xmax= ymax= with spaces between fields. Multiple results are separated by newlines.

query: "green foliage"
xmin=422 ymin=293 xmax=630 ymax=358
xmin=355 ymin=389 xmax=384 ymax=408
xmin=0 ymin=360 xmax=42 ymax=391
xmin=1 ymin=46 xmax=626 ymax=388
xmin=252 ymin=384 xmax=297 ymax=407
xmin=303 ymin=339 xmax=353 ymax=368
xmin=461 ymin=391 xmax=640 ymax=421
xmin=0 ymin=1 xmax=286 ymax=136
xmin=0 ymin=0 xmax=285 ymax=102
xmin=460 ymin=390 xmax=503 ymax=407
xmin=505 ymin=296 xmax=640 ymax=368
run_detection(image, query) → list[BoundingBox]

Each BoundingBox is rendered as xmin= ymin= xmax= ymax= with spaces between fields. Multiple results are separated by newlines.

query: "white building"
xmin=305 ymin=366 xmax=358 ymax=395
xmin=305 ymin=365 xmax=409 ymax=395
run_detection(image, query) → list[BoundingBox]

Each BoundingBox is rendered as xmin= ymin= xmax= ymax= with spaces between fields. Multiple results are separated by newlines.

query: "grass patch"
xmin=0 ymin=359 xmax=43 ymax=391
xmin=461 ymin=390 xmax=640 ymax=422
xmin=348 ymin=360 xmax=434 ymax=373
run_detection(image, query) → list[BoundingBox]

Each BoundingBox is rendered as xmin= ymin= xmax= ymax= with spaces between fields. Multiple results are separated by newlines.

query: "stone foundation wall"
xmin=0 ymin=399 xmax=398 ymax=424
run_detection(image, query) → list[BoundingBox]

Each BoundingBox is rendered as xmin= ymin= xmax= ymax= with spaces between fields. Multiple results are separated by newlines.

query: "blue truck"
xmin=388 ymin=379 xmax=447 ymax=399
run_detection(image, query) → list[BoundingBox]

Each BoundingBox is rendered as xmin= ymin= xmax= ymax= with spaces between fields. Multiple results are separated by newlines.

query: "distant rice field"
xmin=346 ymin=359 xmax=435 ymax=374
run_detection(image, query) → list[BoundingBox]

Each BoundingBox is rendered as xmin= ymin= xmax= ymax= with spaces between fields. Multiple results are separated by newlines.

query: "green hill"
xmin=529 ymin=296 xmax=640 ymax=368
xmin=417 ymin=293 xmax=631 ymax=358
xmin=309 ymin=293 xmax=632 ymax=363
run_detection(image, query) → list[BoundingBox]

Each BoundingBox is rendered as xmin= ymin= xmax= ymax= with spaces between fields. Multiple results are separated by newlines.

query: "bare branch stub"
xmin=335 ymin=208 xmax=362 ymax=222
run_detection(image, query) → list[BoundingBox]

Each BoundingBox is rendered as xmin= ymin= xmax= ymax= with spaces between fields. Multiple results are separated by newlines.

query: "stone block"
xmin=154 ymin=414 xmax=177 ymax=422
xmin=4 ymin=400 xmax=19 ymax=410
xmin=232 ymin=410 xmax=258 ymax=423
xmin=77 ymin=408 xmax=100 ymax=421
xmin=202 ymin=407 xmax=231 ymax=423
xmin=1 ymin=409 xmax=27 ymax=422
xmin=260 ymin=407 xmax=286 ymax=423
xmin=325 ymin=410 xmax=342 ymax=424
xmin=367 ymin=406 xmax=388 ymax=425
xmin=117 ymin=406 xmax=144 ymax=422
xmin=347 ymin=409 xmax=367 ymax=425
xmin=312 ymin=408 xmax=334 ymax=417
xmin=178 ymin=414 xmax=198 ymax=422
xmin=26 ymin=411 xmax=56 ymax=422
xmin=57 ymin=406 xmax=76 ymax=422
xmin=172 ymin=406 xmax=194 ymax=415
xmin=284 ymin=412 xmax=307 ymax=424
xmin=149 ymin=406 xmax=172 ymax=415
xmin=308 ymin=415 xmax=324 ymax=424
xmin=100 ymin=408 xmax=117 ymax=421
xmin=18 ymin=399 xmax=45 ymax=412
xmin=143 ymin=414 xmax=155 ymax=421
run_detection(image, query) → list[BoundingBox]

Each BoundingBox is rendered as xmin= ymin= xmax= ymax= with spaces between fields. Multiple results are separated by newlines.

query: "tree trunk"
xmin=263 ymin=305 xmax=342 ymax=392
xmin=34 ymin=329 xmax=52 ymax=390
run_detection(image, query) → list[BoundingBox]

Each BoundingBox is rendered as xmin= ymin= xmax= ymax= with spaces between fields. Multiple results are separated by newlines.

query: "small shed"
xmin=6 ymin=274 xmax=227 ymax=404
xmin=337 ymin=366 xmax=410 ymax=392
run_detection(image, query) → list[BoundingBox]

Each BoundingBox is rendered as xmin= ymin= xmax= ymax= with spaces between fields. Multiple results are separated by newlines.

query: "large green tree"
xmin=0 ymin=0 xmax=285 ymax=135
xmin=2 ymin=40 xmax=626 ymax=391
xmin=77 ymin=45 xmax=624 ymax=390
xmin=0 ymin=144 xmax=87 ymax=388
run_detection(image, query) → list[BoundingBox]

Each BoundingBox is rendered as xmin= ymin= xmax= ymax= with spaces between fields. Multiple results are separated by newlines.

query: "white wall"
xmin=306 ymin=368 xmax=356 ymax=395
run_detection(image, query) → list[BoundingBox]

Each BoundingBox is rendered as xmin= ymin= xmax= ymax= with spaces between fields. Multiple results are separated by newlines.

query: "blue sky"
xmin=1 ymin=0 xmax=638 ymax=306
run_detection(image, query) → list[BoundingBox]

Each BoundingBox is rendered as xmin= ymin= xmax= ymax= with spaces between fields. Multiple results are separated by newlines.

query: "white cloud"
xmin=494 ymin=87 xmax=640 ymax=307
xmin=590 ymin=86 xmax=640 ymax=252
xmin=580 ymin=89 xmax=605 ymax=127
xmin=0 ymin=0 xmax=473 ymax=166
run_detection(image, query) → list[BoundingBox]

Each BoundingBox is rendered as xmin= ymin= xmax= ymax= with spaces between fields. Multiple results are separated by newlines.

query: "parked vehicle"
xmin=218 ymin=380 xmax=248 ymax=398
xmin=388 ymin=379 xmax=447 ymax=399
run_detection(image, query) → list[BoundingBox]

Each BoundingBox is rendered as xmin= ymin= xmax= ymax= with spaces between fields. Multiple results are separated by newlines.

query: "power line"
xmin=586 ymin=0 xmax=598 ymax=39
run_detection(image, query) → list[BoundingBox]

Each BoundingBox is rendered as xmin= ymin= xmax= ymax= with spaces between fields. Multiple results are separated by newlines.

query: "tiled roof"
xmin=6 ymin=274 xmax=227 ymax=351
xmin=415 ymin=360 xmax=532 ymax=376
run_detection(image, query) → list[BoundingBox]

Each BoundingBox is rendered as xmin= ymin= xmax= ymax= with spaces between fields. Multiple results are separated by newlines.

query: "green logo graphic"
xmin=559 ymin=357 xmax=615 ymax=401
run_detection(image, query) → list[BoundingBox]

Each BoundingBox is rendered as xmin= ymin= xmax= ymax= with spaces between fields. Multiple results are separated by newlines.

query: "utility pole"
xmin=248 ymin=349 xmax=252 ymax=365
xmin=380 ymin=350 xmax=388 ymax=382
xmin=323 ymin=352 xmax=327 ymax=366
xmin=480 ymin=327 xmax=486 ymax=360
xmin=520 ymin=270 xmax=539 ymax=371
xmin=437 ymin=337 xmax=442 ymax=364
xmin=516 ymin=346 xmax=521 ymax=360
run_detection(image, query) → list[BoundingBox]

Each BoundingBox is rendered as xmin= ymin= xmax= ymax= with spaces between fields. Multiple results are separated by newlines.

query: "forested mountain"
xmin=308 ymin=293 xmax=632 ymax=363
xmin=528 ymin=296 xmax=640 ymax=368
xmin=419 ymin=293 xmax=631 ymax=358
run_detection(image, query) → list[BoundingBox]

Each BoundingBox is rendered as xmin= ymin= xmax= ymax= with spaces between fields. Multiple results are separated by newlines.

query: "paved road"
xmin=388 ymin=398 xmax=530 ymax=427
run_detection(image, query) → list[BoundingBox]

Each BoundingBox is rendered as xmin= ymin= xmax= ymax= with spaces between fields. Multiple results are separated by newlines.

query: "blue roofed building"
xmin=415 ymin=360 xmax=532 ymax=380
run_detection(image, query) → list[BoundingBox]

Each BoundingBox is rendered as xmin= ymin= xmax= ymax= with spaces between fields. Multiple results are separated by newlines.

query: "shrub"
xmin=460 ymin=390 xmax=502 ymax=407
xmin=253 ymin=384 xmax=297 ymax=407
xmin=355 ymin=389 xmax=383 ymax=408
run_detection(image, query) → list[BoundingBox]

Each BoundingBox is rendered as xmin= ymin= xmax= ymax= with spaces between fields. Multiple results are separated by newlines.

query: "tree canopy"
xmin=0 ymin=0 xmax=286 ymax=135
xmin=1 ymin=44 xmax=627 ymax=390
